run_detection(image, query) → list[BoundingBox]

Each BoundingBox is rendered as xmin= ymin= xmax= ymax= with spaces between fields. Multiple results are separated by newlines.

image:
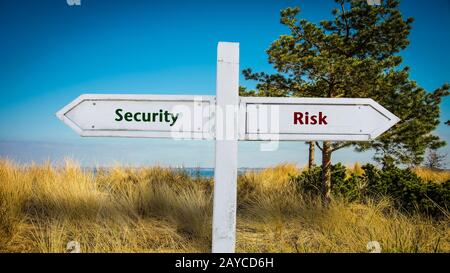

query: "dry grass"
xmin=346 ymin=162 xmax=365 ymax=178
xmin=0 ymin=159 xmax=448 ymax=253
xmin=413 ymin=167 xmax=450 ymax=183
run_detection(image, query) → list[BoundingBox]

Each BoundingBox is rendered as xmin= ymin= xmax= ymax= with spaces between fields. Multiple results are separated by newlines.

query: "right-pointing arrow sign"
xmin=239 ymin=97 xmax=400 ymax=141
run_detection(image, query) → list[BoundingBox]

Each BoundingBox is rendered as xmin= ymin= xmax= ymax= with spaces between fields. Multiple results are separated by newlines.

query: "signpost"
xmin=57 ymin=42 xmax=400 ymax=253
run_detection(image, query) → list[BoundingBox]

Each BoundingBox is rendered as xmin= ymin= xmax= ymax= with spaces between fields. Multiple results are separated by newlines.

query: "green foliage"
xmin=291 ymin=163 xmax=450 ymax=217
xmin=362 ymin=164 xmax=450 ymax=217
xmin=292 ymin=163 xmax=347 ymax=196
xmin=242 ymin=0 xmax=449 ymax=166
xmin=290 ymin=165 xmax=322 ymax=195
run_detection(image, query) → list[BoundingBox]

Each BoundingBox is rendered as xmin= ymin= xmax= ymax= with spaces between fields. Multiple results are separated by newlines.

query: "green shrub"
xmin=290 ymin=166 xmax=322 ymax=196
xmin=291 ymin=163 xmax=449 ymax=218
xmin=363 ymin=164 xmax=449 ymax=217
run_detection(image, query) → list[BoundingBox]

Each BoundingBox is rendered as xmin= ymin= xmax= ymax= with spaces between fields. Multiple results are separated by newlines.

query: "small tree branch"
xmin=341 ymin=3 xmax=350 ymax=41
xmin=315 ymin=141 xmax=323 ymax=151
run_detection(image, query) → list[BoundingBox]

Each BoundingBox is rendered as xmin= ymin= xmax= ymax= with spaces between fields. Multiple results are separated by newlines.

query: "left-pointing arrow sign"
xmin=56 ymin=94 xmax=215 ymax=139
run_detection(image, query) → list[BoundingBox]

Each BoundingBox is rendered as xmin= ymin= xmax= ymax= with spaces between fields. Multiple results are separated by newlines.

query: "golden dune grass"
xmin=346 ymin=162 xmax=365 ymax=178
xmin=0 ymin=159 xmax=448 ymax=253
xmin=412 ymin=167 xmax=450 ymax=183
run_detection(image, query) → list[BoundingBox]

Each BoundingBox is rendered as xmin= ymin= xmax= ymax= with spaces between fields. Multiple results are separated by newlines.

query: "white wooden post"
xmin=212 ymin=42 xmax=239 ymax=253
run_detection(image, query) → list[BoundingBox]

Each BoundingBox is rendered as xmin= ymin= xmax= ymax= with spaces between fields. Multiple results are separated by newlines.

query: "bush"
xmin=363 ymin=164 xmax=450 ymax=217
xmin=291 ymin=163 xmax=450 ymax=218
xmin=290 ymin=166 xmax=322 ymax=196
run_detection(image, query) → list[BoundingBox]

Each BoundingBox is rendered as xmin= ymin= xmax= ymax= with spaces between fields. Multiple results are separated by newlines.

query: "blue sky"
xmin=0 ymin=0 xmax=449 ymax=167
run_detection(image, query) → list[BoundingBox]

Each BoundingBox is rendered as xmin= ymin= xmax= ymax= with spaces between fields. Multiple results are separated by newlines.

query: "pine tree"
xmin=241 ymin=0 xmax=449 ymax=203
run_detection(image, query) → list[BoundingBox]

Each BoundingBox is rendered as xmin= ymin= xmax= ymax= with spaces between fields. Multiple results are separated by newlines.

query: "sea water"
xmin=85 ymin=167 xmax=261 ymax=178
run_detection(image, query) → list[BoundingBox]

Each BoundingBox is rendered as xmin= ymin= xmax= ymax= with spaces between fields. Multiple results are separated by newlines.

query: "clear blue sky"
xmin=0 ymin=0 xmax=449 ymax=167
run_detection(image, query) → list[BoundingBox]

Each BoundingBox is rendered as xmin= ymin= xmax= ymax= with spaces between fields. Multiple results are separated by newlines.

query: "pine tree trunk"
xmin=308 ymin=142 xmax=315 ymax=169
xmin=321 ymin=141 xmax=332 ymax=205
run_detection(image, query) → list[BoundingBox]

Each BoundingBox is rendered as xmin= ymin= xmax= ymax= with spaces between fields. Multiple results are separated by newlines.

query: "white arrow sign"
xmin=239 ymin=96 xmax=400 ymax=141
xmin=56 ymin=94 xmax=215 ymax=139
xmin=56 ymin=42 xmax=400 ymax=254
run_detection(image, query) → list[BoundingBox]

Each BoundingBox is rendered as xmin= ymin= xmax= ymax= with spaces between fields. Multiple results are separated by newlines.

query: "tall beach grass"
xmin=0 ymin=159 xmax=448 ymax=253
